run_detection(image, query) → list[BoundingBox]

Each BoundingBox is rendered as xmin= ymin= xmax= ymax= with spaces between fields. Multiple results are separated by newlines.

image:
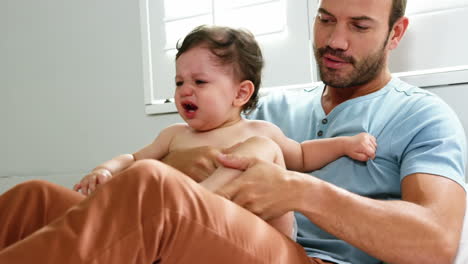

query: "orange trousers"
xmin=0 ymin=160 xmax=330 ymax=264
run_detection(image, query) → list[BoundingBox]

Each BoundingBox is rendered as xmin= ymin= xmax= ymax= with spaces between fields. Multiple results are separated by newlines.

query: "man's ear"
xmin=388 ymin=16 xmax=409 ymax=50
xmin=233 ymin=80 xmax=254 ymax=107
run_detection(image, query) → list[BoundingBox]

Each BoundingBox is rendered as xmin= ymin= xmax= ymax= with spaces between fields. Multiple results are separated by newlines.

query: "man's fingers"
xmin=221 ymin=142 xmax=244 ymax=154
xmin=215 ymin=154 xmax=256 ymax=202
xmin=216 ymin=153 xmax=252 ymax=171
xmin=215 ymin=178 xmax=242 ymax=201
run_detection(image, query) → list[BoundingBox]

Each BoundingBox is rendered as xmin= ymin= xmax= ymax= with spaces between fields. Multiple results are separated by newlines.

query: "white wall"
xmin=1 ymin=0 xmax=181 ymax=189
xmin=389 ymin=5 xmax=468 ymax=72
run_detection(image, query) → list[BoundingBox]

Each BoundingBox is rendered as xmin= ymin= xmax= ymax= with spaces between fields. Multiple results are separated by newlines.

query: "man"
xmin=165 ymin=0 xmax=467 ymax=263
xmin=0 ymin=0 xmax=465 ymax=263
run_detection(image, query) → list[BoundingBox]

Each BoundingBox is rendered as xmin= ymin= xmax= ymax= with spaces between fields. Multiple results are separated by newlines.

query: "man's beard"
xmin=314 ymin=41 xmax=387 ymax=88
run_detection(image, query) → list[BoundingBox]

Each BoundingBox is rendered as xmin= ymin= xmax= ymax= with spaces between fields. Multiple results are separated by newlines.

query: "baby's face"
xmin=174 ymin=46 xmax=242 ymax=131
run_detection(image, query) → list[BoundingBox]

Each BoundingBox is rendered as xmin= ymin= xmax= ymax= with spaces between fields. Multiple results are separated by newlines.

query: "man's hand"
xmin=215 ymin=154 xmax=303 ymax=220
xmin=161 ymin=146 xmax=221 ymax=182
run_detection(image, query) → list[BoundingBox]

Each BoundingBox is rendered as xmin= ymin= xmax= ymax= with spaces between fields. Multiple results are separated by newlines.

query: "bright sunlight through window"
xmin=162 ymin=0 xmax=286 ymax=50
xmin=405 ymin=0 xmax=467 ymax=14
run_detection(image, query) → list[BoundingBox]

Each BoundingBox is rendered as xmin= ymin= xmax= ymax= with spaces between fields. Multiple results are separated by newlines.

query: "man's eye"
xmin=317 ymin=14 xmax=333 ymax=24
xmin=354 ymin=24 xmax=369 ymax=31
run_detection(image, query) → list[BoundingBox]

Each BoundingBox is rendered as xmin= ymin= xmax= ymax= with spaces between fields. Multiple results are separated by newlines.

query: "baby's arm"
xmin=74 ymin=124 xmax=181 ymax=195
xmin=200 ymin=136 xmax=294 ymax=239
xmin=73 ymin=154 xmax=136 ymax=194
xmin=300 ymin=132 xmax=377 ymax=171
xmin=264 ymin=121 xmax=376 ymax=172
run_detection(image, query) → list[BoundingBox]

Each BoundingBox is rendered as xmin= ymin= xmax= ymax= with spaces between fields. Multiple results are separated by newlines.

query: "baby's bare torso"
xmin=169 ymin=119 xmax=271 ymax=152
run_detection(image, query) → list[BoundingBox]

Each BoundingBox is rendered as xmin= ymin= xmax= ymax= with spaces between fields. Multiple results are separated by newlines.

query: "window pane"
xmin=164 ymin=15 xmax=212 ymax=49
xmin=217 ymin=0 xmax=277 ymax=9
xmin=406 ymin=0 xmax=467 ymax=14
xmin=389 ymin=2 xmax=468 ymax=72
xmin=163 ymin=0 xmax=212 ymax=19
xmin=216 ymin=1 xmax=285 ymax=35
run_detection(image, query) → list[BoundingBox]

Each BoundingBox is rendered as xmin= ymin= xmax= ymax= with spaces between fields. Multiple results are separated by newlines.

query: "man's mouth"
xmin=324 ymin=54 xmax=347 ymax=63
xmin=317 ymin=46 xmax=354 ymax=65
xmin=321 ymin=53 xmax=353 ymax=70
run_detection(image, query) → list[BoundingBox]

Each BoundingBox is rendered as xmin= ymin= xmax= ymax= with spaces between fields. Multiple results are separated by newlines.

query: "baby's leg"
xmin=200 ymin=136 xmax=294 ymax=239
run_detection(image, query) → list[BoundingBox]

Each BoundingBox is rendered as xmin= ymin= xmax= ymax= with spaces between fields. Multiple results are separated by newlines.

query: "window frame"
xmin=139 ymin=0 xmax=317 ymax=115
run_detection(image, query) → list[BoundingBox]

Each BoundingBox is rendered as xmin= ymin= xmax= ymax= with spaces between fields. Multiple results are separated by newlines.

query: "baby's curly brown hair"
xmin=176 ymin=25 xmax=264 ymax=114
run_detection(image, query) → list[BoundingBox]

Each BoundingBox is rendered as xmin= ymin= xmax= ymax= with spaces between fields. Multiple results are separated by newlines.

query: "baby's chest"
xmin=170 ymin=130 xmax=259 ymax=151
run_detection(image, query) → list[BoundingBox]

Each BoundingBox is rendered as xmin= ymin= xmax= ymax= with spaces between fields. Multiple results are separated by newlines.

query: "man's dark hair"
xmin=389 ymin=0 xmax=407 ymax=31
xmin=176 ymin=25 xmax=264 ymax=114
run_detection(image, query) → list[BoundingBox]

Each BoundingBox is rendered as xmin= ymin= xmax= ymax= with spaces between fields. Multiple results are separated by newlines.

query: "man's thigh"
xmin=137 ymin=160 xmax=309 ymax=264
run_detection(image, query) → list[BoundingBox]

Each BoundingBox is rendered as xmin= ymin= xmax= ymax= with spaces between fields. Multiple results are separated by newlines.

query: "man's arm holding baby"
xmin=214 ymin=154 xmax=465 ymax=264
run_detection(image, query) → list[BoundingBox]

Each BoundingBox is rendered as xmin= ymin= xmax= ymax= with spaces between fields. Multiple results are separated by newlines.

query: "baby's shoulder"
xmin=244 ymin=119 xmax=282 ymax=135
xmin=160 ymin=123 xmax=191 ymax=137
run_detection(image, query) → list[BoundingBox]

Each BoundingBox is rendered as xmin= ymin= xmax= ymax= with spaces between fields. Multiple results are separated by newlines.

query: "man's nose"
xmin=327 ymin=24 xmax=349 ymax=51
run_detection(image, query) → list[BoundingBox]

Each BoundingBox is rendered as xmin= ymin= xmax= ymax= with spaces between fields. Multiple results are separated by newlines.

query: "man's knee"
xmin=5 ymin=180 xmax=64 ymax=209
xmin=12 ymin=179 xmax=56 ymax=197
xmin=115 ymin=159 xmax=199 ymax=206
xmin=118 ymin=159 xmax=184 ymax=188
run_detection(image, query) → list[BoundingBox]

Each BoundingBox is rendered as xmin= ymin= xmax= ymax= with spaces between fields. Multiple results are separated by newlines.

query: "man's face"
xmin=313 ymin=0 xmax=393 ymax=88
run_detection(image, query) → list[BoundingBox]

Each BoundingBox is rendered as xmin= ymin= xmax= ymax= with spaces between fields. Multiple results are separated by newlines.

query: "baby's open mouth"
xmin=183 ymin=103 xmax=198 ymax=112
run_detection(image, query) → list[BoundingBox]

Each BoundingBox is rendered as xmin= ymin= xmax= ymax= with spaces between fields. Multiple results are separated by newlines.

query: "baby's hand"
xmin=345 ymin=133 xmax=377 ymax=161
xmin=73 ymin=168 xmax=112 ymax=196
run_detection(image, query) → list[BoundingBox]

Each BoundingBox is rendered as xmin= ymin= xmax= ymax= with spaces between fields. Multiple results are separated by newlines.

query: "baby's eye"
xmin=195 ymin=80 xmax=206 ymax=85
xmin=175 ymin=81 xmax=183 ymax=87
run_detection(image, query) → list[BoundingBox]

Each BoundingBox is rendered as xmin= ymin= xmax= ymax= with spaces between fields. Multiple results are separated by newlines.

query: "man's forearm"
xmin=294 ymin=173 xmax=465 ymax=264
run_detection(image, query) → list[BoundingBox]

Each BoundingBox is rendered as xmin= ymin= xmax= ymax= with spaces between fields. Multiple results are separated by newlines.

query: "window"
xmin=139 ymin=0 xmax=317 ymax=114
xmin=389 ymin=0 xmax=468 ymax=75
xmin=163 ymin=0 xmax=287 ymax=50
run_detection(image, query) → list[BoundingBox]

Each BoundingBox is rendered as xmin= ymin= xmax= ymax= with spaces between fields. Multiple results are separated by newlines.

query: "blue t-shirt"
xmin=248 ymin=77 xmax=466 ymax=264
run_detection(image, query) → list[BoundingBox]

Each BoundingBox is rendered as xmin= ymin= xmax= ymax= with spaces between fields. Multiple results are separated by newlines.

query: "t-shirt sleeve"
xmin=395 ymin=96 xmax=467 ymax=189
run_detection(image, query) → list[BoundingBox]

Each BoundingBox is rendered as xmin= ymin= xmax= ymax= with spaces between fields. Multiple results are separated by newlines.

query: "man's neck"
xmin=321 ymin=70 xmax=392 ymax=115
